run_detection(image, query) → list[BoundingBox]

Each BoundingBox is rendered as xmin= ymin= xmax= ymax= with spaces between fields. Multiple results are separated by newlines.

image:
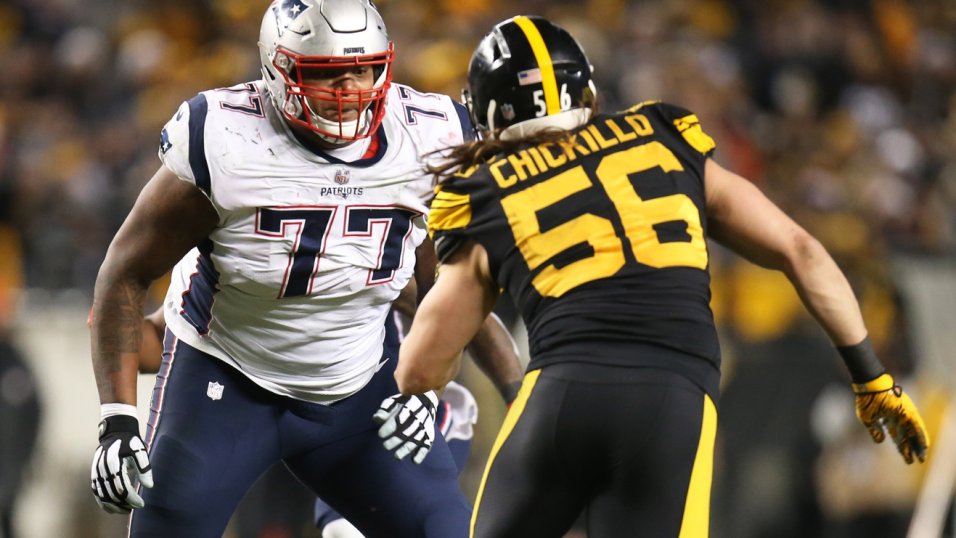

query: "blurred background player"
xmin=390 ymin=15 xmax=930 ymax=538
xmin=0 ymin=334 xmax=41 ymax=538
xmin=87 ymin=1 xmax=521 ymax=537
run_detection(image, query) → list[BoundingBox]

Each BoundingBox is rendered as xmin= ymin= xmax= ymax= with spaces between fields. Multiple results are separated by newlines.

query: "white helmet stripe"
xmin=487 ymin=99 xmax=497 ymax=133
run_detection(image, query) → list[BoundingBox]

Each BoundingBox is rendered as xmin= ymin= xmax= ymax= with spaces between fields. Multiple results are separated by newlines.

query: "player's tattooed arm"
xmin=90 ymin=165 xmax=218 ymax=405
xmin=91 ymin=279 xmax=147 ymax=404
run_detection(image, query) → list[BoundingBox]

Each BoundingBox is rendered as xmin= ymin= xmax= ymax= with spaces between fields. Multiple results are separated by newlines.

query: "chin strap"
xmin=306 ymin=105 xmax=372 ymax=144
xmin=498 ymin=108 xmax=592 ymax=141
xmin=278 ymin=91 xmax=373 ymax=143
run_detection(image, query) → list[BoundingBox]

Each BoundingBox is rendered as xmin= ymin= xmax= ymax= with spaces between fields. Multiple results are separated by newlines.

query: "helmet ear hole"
xmin=491 ymin=42 xmax=503 ymax=62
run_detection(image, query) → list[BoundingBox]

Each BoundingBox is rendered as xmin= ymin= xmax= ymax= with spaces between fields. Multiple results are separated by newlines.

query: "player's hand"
xmin=373 ymin=391 xmax=438 ymax=464
xmin=91 ymin=414 xmax=154 ymax=513
xmin=852 ymin=373 xmax=930 ymax=464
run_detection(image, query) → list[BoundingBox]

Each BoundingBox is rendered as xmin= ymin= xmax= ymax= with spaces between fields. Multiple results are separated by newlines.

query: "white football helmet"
xmin=258 ymin=0 xmax=394 ymax=144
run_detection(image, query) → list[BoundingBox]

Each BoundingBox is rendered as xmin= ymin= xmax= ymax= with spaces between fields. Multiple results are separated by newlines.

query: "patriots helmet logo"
xmin=272 ymin=0 xmax=312 ymax=35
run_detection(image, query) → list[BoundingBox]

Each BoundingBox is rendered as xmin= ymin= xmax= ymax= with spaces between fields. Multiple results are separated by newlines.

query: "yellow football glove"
xmin=852 ymin=373 xmax=930 ymax=464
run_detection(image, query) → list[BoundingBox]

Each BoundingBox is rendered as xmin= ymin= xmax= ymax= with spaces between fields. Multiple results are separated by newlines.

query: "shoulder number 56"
xmin=500 ymin=141 xmax=708 ymax=297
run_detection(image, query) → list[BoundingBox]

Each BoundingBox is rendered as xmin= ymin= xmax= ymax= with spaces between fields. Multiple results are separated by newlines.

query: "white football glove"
xmin=373 ymin=391 xmax=438 ymax=464
xmin=91 ymin=414 xmax=154 ymax=513
xmin=322 ymin=518 xmax=366 ymax=538
xmin=439 ymin=380 xmax=478 ymax=442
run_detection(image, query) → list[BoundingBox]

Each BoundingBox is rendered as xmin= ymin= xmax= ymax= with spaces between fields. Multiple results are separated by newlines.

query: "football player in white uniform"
xmin=88 ymin=1 xmax=521 ymax=536
xmin=125 ymin=282 xmax=515 ymax=538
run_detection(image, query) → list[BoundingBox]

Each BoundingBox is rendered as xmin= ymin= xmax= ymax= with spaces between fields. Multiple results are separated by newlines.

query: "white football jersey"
xmin=158 ymin=80 xmax=472 ymax=403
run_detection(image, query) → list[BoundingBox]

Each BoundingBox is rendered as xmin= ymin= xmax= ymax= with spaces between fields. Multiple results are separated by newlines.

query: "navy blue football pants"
xmin=314 ymin=401 xmax=474 ymax=530
xmin=131 ymin=329 xmax=469 ymax=538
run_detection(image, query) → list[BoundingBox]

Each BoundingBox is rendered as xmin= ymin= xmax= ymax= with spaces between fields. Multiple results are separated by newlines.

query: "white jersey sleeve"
xmin=158 ymin=100 xmax=195 ymax=183
xmin=382 ymin=83 xmax=475 ymax=204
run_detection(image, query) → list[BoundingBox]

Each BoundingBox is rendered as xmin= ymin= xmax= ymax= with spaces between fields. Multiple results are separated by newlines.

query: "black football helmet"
xmin=464 ymin=16 xmax=596 ymax=137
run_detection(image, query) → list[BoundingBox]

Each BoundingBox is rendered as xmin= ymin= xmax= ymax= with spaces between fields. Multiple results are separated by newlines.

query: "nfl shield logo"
xmin=207 ymin=381 xmax=224 ymax=401
xmin=334 ymin=169 xmax=350 ymax=185
xmin=501 ymin=103 xmax=515 ymax=121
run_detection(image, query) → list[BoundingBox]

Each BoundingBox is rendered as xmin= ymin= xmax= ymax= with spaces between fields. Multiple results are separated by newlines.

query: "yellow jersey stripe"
xmin=624 ymin=99 xmax=660 ymax=113
xmin=513 ymin=16 xmax=560 ymax=115
xmin=470 ymin=369 xmax=541 ymax=538
xmin=428 ymin=189 xmax=472 ymax=233
xmin=673 ymin=114 xmax=717 ymax=155
xmin=678 ymin=393 xmax=717 ymax=538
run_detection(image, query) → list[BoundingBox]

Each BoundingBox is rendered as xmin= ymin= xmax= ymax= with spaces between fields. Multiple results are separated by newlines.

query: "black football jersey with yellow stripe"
xmin=430 ymin=101 xmax=722 ymax=386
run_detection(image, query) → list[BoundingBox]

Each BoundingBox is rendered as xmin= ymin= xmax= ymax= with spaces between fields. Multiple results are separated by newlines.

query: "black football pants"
xmin=472 ymin=361 xmax=717 ymax=538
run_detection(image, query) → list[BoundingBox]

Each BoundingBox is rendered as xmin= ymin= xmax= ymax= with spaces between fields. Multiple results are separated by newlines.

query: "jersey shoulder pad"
xmin=622 ymin=99 xmax=661 ymax=113
xmin=158 ymin=95 xmax=203 ymax=186
xmin=631 ymin=101 xmax=716 ymax=157
xmin=429 ymin=183 xmax=473 ymax=235
xmin=165 ymin=82 xmax=269 ymax=198
xmin=429 ymin=182 xmax=475 ymax=263
xmin=387 ymin=84 xmax=475 ymax=151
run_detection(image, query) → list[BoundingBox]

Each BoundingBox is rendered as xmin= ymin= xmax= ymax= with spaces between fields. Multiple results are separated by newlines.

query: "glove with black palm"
xmin=373 ymin=391 xmax=438 ymax=464
xmin=853 ymin=373 xmax=930 ymax=464
xmin=91 ymin=413 xmax=154 ymax=513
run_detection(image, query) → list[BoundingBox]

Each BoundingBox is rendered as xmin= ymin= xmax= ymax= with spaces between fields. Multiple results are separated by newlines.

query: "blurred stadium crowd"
xmin=0 ymin=0 xmax=954 ymax=537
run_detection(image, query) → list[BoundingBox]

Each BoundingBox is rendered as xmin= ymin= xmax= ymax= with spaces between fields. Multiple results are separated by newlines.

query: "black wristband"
xmin=499 ymin=381 xmax=522 ymax=406
xmin=99 ymin=414 xmax=140 ymax=440
xmin=836 ymin=336 xmax=886 ymax=384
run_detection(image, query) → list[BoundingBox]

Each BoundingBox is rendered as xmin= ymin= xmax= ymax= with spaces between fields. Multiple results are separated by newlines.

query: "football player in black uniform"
xmin=386 ymin=15 xmax=930 ymax=538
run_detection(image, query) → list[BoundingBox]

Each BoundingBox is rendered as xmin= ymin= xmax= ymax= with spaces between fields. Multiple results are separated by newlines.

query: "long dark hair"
xmin=426 ymin=129 xmax=576 ymax=185
xmin=427 ymin=99 xmax=599 ymax=185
